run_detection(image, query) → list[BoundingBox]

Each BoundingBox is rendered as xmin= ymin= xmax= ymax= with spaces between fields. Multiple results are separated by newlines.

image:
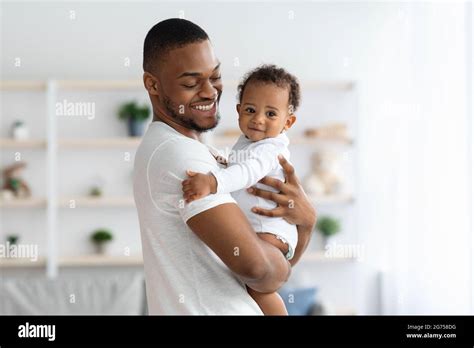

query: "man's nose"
xmin=198 ymin=80 xmax=218 ymax=100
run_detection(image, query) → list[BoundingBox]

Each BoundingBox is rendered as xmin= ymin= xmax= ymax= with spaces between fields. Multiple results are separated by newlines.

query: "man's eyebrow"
xmin=177 ymin=63 xmax=221 ymax=79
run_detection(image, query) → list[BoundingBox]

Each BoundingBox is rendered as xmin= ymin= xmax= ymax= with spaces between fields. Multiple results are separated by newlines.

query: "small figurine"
xmin=2 ymin=162 xmax=31 ymax=199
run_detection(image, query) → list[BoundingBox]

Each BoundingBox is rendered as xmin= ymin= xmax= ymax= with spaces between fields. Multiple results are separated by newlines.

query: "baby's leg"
xmin=247 ymin=233 xmax=289 ymax=315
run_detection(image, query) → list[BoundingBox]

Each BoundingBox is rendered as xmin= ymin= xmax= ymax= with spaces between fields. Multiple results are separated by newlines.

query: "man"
xmin=133 ymin=18 xmax=316 ymax=315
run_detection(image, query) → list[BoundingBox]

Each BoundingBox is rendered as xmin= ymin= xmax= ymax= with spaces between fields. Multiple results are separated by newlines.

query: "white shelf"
xmin=0 ymin=138 xmax=47 ymax=149
xmin=302 ymin=251 xmax=357 ymax=262
xmin=58 ymin=137 xmax=141 ymax=149
xmin=59 ymin=196 xmax=135 ymax=208
xmin=0 ymin=198 xmax=47 ymax=208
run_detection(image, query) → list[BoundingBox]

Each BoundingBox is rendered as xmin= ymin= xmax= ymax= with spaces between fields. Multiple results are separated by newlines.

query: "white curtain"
xmin=358 ymin=2 xmax=472 ymax=314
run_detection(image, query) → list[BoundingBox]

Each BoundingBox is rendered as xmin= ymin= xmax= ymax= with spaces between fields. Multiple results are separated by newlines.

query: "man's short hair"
xmin=237 ymin=64 xmax=301 ymax=112
xmin=143 ymin=18 xmax=209 ymax=73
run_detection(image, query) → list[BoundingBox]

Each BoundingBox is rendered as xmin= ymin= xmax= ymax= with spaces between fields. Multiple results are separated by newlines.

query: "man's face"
xmin=155 ymin=40 xmax=222 ymax=132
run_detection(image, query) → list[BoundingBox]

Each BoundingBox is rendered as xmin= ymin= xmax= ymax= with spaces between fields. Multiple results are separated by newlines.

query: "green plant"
xmin=91 ymin=229 xmax=113 ymax=244
xmin=316 ymin=216 xmax=341 ymax=237
xmin=6 ymin=234 xmax=19 ymax=245
xmin=89 ymin=186 xmax=102 ymax=197
xmin=118 ymin=101 xmax=150 ymax=122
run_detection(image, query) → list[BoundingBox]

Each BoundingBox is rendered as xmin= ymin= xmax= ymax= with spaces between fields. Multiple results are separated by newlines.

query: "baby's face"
xmin=237 ymin=81 xmax=294 ymax=142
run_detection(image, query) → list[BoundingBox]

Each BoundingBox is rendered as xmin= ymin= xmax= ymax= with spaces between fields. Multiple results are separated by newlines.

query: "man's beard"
xmin=162 ymin=95 xmax=221 ymax=133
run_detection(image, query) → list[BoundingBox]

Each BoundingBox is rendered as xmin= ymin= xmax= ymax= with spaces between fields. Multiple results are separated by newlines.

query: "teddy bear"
xmin=303 ymin=150 xmax=343 ymax=196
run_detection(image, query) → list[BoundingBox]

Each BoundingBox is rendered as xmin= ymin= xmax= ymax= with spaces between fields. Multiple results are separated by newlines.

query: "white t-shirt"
xmin=211 ymin=133 xmax=298 ymax=260
xmin=133 ymin=121 xmax=263 ymax=315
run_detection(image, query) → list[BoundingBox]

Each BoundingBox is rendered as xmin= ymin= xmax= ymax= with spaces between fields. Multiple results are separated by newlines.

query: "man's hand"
xmin=247 ymin=155 xmax=317 ymax=266
xmin=182 ymin=170 xmax=217 ymax=203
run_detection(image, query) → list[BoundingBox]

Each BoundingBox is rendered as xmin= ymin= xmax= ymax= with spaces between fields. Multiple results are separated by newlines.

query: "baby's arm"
xmin=182 ymin=170 xmax=217 ymax=203
xmin=182 ymin=143 xmax=279 ymax=202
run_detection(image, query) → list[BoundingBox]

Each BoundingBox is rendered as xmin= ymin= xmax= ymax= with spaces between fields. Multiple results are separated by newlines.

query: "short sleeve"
xmin=147 ymin=137 xmax=236 ymax=223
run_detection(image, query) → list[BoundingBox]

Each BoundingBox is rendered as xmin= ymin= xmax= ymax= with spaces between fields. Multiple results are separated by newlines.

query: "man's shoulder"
xmin=140 ymin=127 xmax=210 ymax=162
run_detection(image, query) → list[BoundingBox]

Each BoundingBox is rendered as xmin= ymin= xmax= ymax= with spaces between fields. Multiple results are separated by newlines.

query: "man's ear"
xmin=284 ymin=114 xmax=297 ymax=131
xmin=143 ymin=72 xmax=160 ymax=96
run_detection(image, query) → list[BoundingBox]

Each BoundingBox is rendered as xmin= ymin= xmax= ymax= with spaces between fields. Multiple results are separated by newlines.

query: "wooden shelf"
xmin=0 ymin=257 xmax=47 ymax=268
xmin=58 ymin=254 xmax=143 ymax=267
xmin=225 ymin=80 xmax=355 ymax=91
xmin=0 ymin=138 xmax=142 ymax=149
xmin=0 ymin=198 xmax=47 ymax=208
xmin=302 ymin=251 xmax=357 ymax=262
xmin=59 ymin=196 xmax=135 ymax=208
xmin=57 ymin=80 xmax=143 ymax=90
xmin=0 ymin=138 xmax=47 ymax=149
xmin=59 ymin=137 xmax=141 ymax=148
xmin=210 ymin=135 xmax=353 ymax=147
xmin=0 ymin=80 xmax=46 ymax=91
xmin=311 ymin=194 xmax=354 ymax=205
xmin=0 ymin=255 xmax=143 ymax=268
xmin=292 ymin=136 xmax=353 ymax=146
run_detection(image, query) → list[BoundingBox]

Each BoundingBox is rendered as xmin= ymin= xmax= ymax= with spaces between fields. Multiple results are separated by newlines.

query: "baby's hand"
xmin=182 ymin=170 xmax=217 ymax=203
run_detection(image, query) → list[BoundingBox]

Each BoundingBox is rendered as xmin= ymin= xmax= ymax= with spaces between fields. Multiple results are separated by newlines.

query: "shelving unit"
xmin=1 ymin=79 xmax=357 ymax=280
xmin=0 ymin=251 xmax=356 ymax=269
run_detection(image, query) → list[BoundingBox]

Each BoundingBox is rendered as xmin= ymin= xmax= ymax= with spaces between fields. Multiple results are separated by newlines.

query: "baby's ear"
xmin=236 ymin=104 xmax=241 ymax=114
xmin=284 ymin=114 xmax=297 ymax=131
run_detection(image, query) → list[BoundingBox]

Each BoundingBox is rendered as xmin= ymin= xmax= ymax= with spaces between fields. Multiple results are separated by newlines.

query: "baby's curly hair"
xmin=237 ymin=64 xmax=301 ymax=112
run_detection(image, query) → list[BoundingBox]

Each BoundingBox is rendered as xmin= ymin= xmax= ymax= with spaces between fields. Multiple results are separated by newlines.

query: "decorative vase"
xmin=321 ymin=235 xmax=331 ymax=250
xmin=127 ymin=119 xmax=146 ymax=137
xmin=94 ymin=242 xmax=108 ymax=255
xmin=11 ymin=121 xmax=29 ymax=140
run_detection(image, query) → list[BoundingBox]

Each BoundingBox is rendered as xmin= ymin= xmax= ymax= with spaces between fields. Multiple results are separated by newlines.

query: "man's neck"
xmin=152 ymin=112 xmax=200 ymax=141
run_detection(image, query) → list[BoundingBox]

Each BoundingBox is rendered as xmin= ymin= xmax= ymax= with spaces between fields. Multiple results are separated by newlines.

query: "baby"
xmin=182 ymin=64 xmax=300 ymax=315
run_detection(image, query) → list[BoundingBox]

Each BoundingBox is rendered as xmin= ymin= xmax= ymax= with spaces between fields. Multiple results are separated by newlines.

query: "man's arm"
xmin=246 ymin=155 xmax=317 ymax=266
xmin=187 ymin=203 xmax=291 ymax=293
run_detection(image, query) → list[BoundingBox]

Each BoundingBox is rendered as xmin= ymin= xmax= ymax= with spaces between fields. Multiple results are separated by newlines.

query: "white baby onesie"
xmin=210 ymin=132 xmax=298 ymax=259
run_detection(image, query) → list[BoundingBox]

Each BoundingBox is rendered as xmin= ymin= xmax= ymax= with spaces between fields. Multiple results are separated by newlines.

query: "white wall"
xmin=1 ymin=1 xmax=471 ymax=314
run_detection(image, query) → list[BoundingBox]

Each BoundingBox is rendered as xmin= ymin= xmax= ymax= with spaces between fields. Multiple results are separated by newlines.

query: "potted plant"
xmin=6 ymin=234 xmax=19 ymax=257
xmin=11 ymin=120 xmax=29 ymax=140
xmin=316 ymin=216 xmax=341 ymax=248
xmin=90 ymin=229 xmax=113 ymax=254
xmin=118 ymin=101 xmax=150 ymax=137
xmin=89 ymin=186 xmax=102 ymax=197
